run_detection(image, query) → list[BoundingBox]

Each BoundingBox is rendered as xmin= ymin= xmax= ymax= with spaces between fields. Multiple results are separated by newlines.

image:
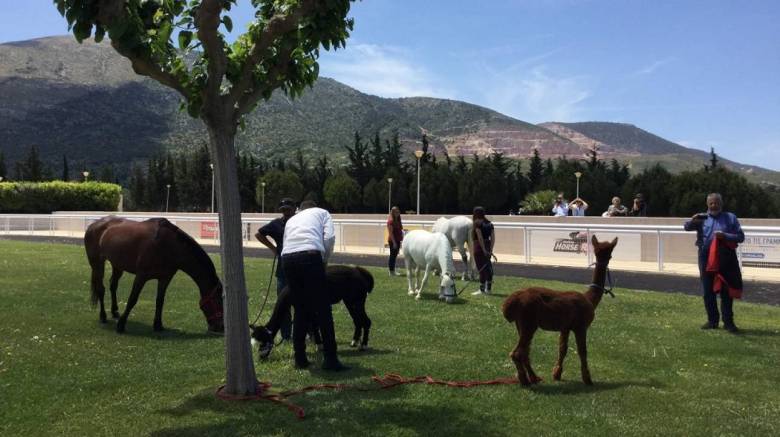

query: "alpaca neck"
xmin=585 ymin=261 xmax=609 ymax=309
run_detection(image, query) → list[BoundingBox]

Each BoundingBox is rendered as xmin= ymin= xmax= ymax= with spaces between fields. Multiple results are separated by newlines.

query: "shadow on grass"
xmin=737 ymin=328 xmax=780 ymax=337
xmin=154 ymin=384 xmax=504 ymax=436
xmin=99 ymin=319 xmax=218 ymax=341
xmin=338 ymin=347 xmax=394 ymax=357
xmin=529 ymin=379 xmax=661 ymax=395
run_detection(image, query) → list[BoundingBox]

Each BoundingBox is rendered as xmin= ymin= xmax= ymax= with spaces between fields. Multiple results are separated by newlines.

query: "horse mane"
xmin=153 ymin=219 xmax=217 ymax=278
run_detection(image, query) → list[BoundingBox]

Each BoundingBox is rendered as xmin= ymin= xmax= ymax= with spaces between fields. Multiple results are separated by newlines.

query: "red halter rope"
xmin=216 ymin=373 xmax=519 ymax=419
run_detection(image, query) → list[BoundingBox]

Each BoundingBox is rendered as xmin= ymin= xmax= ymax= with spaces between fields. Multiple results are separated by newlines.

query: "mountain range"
xmin=1 ymin=36 xmax=777 ymax=185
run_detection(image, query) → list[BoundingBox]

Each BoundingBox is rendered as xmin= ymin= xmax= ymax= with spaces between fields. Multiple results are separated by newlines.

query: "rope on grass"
xmin=216 ymin=373 xmax=519 ymax=419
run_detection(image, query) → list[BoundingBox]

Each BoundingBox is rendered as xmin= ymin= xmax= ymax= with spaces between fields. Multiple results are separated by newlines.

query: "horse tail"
xmin=84 ymin=217 xmax=113 ymax=307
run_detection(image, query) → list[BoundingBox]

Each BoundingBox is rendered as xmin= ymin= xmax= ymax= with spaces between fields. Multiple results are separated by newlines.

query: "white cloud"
xmin=480 ymin=65 xmax=592 ymax=122
xmin=632 ymin=57 xmax=675 ymax=76
xmin=318 ymin=44 xmax=453 ymax=99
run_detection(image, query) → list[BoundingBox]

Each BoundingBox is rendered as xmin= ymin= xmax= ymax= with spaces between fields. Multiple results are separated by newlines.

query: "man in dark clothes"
xmin=684 ymin=193 xmax=745 ymax=333
xmin=630 ymin=193 xmax=648 ymax=217
xmin=255 ymin=198 xmax=296 ymax=343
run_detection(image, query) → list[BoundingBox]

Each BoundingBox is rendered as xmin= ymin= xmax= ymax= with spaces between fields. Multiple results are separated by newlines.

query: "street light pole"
xmin=574 ymin=171 xmax=582 ymax=199
xmin=387 ymin=177 xmax=393 ymax=213
xmin=261 ymin=181 xmax=266 ymax=214
xmin=82 ymin=171 xmax=89 ymax=183
xmin=414 ymin=150 xmax=424 ymax=215
xmin=210 ymin=163 xmax=215 ymax=213
xmin=165 ymin=184 xmax=171 ymax=213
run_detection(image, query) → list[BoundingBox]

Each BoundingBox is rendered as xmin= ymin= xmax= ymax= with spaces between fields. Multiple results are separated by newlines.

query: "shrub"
xmin=0 ymin=181 xmax=121 ymax=213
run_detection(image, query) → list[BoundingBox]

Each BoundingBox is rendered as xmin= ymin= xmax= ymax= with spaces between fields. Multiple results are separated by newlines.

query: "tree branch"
xmin=235 ymin=52 xmax=292 ymax=116
xmin=196 ymin=0 xmax=230 ymax=110
xmin=110 ymin=42 xmax=189 ymax=99
xmin=227 ymin=0 xmax=319 ymax=106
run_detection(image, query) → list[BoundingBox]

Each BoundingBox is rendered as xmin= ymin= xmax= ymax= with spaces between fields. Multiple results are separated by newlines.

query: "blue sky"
xmin=2 ymin=1 xmax=779 ymax=170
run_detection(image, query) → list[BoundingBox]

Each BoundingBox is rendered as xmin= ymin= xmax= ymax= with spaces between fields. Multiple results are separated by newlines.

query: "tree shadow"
xmin=153 ymin=385 xmax=505 ymax=436
xmin=99 ymin=320 xmax=218 ymax=340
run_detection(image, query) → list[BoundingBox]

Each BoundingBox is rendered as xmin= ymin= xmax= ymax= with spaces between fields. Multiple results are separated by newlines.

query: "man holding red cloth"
xmin=684 ymin=193 xmax=745 ymax=333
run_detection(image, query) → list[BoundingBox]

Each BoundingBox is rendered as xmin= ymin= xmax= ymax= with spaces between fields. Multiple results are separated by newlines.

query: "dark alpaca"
xmin=84 ymin=216 xmax=224 ymax=334
xmin=501 ymin=235 xmax=617 ymax=386
xmin=251 ymin=265 xmax=373 ymax=357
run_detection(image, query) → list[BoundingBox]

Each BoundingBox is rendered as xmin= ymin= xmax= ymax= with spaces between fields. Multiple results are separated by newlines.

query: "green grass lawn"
xmin=1 ymin=239 xmax=779 ymax=436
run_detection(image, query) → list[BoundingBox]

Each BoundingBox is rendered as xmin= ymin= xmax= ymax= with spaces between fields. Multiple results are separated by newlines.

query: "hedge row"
xmin=0 ymin=181 xmax=122 ymax=213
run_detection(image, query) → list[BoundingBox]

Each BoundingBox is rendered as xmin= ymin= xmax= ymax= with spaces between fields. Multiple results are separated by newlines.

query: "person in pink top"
xmin=387 ymin=206 xmax=404 ymax=276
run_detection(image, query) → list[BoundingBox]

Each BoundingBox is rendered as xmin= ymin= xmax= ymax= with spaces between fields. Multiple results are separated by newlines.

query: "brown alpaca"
xmin=501 ymin=235 xmax=617 ymax=386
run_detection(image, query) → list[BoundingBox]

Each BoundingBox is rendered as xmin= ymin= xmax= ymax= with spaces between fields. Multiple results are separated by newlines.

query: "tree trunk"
xmin=208 ymin=126 xmax=257 ymax=395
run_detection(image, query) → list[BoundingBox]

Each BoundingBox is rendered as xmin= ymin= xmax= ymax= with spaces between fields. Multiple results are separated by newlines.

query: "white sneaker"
xmin=471 ymin=290 xmax=486 ymax=296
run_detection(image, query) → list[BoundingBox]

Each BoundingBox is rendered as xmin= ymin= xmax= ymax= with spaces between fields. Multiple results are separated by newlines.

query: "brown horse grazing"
xmin=84 ymin=216 xmax=224 ymax=334
xmin=502 ymin=235 xmax=617 ymax=386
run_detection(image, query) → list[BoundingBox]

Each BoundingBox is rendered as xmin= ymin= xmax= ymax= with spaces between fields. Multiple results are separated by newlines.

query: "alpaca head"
xmin=591 ymin=235 xmax=618 ymax=263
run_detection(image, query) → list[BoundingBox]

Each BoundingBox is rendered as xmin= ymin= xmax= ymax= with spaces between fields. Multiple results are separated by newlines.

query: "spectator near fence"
xmin=630 ymin=193 xmax=648 ymax=217
xmin=568 ymin=198 xmax=589 ymax=216
xmin=552 ymin=193 xmax=569 ymax=216
xmin=603 ymin=196 xmax=628 ymax=217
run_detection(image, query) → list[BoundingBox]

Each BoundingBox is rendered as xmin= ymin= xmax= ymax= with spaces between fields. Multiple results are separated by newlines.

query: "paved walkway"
xmin=3 ymin=234 xmax=777 ymax=306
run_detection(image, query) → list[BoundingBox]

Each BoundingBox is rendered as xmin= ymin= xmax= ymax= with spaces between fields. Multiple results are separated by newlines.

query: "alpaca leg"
xmin=510 ymin=341 xmax=530 ymax=386
xmin=108 ymin=267 xmax=123 ymax=319
xmin=553 ymin=330 xmax=570 ymax=381
xmin=518 ymin=325 xmax=542 ymax=384
xmin=345 ymin=301 xmax=361 ymax=348
xmin=574 ymin=329 xmax=592 ymax=385
xmin=153 ymin=276 xmax=173 ymax=331
xmin=91 ymin=263 xmax=107 ymax=323
xmin=117 ymin=276 xmax=148 ymax=333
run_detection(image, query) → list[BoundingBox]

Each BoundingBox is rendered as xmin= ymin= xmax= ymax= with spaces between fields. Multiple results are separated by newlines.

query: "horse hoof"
xmin=358 ymin=344 xmax=367 ymax=351
xmin=408 ymin=290 xmax=415 ymax=296
xmin=350 ymin=340 xmax=358 ymax=347
xmin=445 ymin=297 xmax=455 ymax=304
xmin=415 ymin=294 xmax=422 ymax=300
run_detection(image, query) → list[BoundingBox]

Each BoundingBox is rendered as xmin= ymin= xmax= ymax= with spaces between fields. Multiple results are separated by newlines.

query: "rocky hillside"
xmin=1 ymin=36 xmax=777 ymax=185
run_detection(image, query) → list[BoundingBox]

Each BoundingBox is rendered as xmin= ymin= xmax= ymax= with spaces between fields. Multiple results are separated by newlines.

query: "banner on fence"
xmin=200 ymin=221 xmax=218 ymax=239
xmin=741 ymin=236 xmax=780 ymax=268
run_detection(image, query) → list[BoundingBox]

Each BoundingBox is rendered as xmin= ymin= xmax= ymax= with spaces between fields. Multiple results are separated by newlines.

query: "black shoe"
xmin=294 ymin=353 xmax=310 ymax=369
xmin=724 ymin=323 xmax=739 ymax=333
xmin=321 ymin=358 xmax=349 ymax=372
xmin=700 ymin=322 xmax=718 ymax=330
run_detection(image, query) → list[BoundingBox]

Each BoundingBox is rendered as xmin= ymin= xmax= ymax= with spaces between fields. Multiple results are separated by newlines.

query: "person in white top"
xmin=551 ymin=193 xmax=569 ymax=216
xmin=568 ymin=198 xmax=588 ymax=216
xmin=281 ymin=200 xmax=346 ymax=371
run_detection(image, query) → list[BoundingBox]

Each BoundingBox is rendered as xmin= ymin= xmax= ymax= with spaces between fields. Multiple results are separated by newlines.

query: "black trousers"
xmin=282 ymin=251 xmax=337 ymax=358
xmin=388 ymin=243 xmax=400 ymax=271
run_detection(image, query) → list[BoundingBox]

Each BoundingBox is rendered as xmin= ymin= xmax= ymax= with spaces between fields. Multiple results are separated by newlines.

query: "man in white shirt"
xmin=552 ymin=193 xmax=569 ymax=216
xmin=281 ymin=200 xmax=346 ymax=371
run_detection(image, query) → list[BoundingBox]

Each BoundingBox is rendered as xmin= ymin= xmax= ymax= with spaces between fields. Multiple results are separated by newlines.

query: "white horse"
xmin=403 ymin=230 xmax=457 ymax=303
xmin=432 ymin=216 xmax=476 ymax=280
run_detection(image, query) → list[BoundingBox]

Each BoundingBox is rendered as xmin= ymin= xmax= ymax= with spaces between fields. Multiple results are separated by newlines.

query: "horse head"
xmin=439 ymin=272 xmax=456 ymax=301
xmin=199 ymin=281 xmax=224 ymax=334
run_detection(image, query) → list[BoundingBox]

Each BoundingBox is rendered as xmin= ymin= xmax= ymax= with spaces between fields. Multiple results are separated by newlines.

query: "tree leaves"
xmin=178 ymin=30 xmax=193 ymax=49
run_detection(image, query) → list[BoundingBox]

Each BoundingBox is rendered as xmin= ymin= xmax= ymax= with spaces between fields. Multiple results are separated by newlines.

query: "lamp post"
xmin=0 ymin=177 xmax=4 ymax=183
xmin=387 ymin=177 xmax=393 ymax=213
xmin=209 ymin=163 xmax=215 ymax=213
xmin=574 ymin=171 xmax=582 ymax=199
xmin=414 ymin=150 xmax=424 ymax=215
xmin=261 ymin=181 xmax=266 ymax=214
xmin=82 ymin=171 xmax=89 ymax=182
xmin=165 ymin=184 xmax=171 ymax=213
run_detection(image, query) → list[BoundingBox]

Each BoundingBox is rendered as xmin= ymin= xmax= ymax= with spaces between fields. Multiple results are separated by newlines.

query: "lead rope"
xmin=455 ymin=253 xmax=498 ymax=296
xmin=587 ymin=262 xmax=616 ymax=297
xmin=251 ymin=255 xmax=277 ymax=326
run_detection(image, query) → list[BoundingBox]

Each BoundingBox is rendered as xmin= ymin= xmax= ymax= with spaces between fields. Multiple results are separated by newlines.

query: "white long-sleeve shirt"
xmin=281 ymin=207 xmax=335 ymax=261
